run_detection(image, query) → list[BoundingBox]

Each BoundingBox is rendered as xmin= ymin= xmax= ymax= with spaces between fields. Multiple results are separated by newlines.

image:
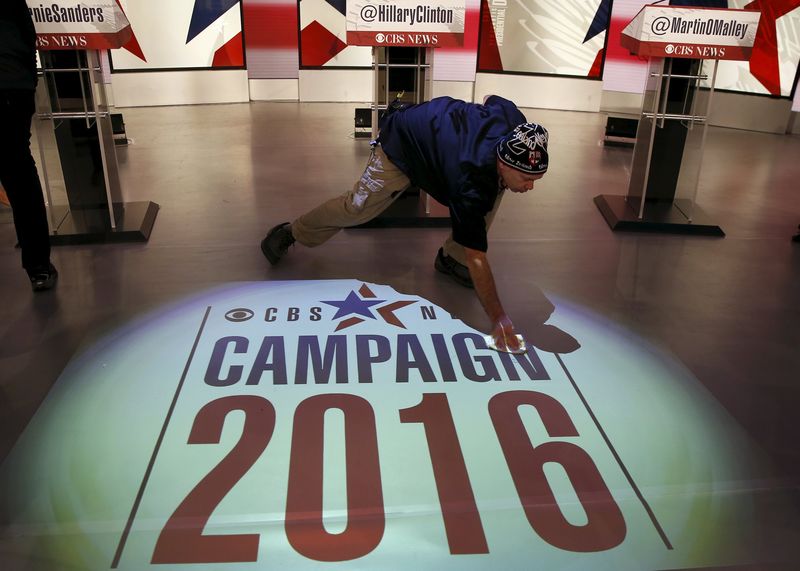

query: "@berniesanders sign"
xmin=346 ymin=0 xmax=466 ymax=47
xmin=27 ymin=0 xmax=132 ymax=50
xmin=621 ymin=5 xmax=760 ymax=60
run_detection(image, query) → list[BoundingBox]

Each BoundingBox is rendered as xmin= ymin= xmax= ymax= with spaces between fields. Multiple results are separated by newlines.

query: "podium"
xmin=30 ymin=0 xmax=159 ymax=244
xmin=594 ymin=4 xmax=761 ymax=236
xmin=356 ymin=47 xmax=451 ymax=228
xmin=345 ymin=0 xmax=465 ymax=228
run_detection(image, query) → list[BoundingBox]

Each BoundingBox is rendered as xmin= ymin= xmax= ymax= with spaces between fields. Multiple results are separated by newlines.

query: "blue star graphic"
xmin=584 ymin=0 xmax=612 ymax=44
xmin=322 ymin=290 xmax=385 ymax=320
xmin=187 ymin=0 xmax=240 ymax=44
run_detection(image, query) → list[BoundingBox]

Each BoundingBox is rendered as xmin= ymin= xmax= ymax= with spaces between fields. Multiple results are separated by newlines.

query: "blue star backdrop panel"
xmin=111 ymin=0 xmax=245 ymax=71
xmin=187 ymin=0 xmax=242 ymax=43
xmin=584 ymin=0 xmax=613 ymax=43
xmin=325 ymin=0 xmax=346 ymax=16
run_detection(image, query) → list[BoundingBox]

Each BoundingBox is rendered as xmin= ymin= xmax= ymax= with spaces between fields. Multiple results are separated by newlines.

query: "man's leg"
xmin=442 ymin=190 xmax=505 ymax=266
xmin=291 ymin=145 xmax=411 ymax=246
xmin=0 ymin=91 xmax=52 ymax=276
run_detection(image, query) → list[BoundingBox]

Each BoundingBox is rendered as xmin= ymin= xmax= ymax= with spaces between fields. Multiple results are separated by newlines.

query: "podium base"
xmin=354 ymin=188 xmax=450 ymax=228
xmin=50 ymin=201 xmax=160 ymax=245
xmin=594 ymin=194 xmax=724 ymax=237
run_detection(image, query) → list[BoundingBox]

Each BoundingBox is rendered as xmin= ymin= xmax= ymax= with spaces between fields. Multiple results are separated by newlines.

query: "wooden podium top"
xmin=28 ymin=0 xmax=132 ymax=50
xmin=620 ymin=4 xmax=761 ymax=61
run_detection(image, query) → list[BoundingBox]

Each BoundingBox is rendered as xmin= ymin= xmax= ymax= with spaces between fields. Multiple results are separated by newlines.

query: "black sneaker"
xmin=434 ymin=248 xmax=473 ymax=288
xmin=261 ymin=222 xmax=295 ymax=265
xmin=28 ymin=263 xmax=58 ymax=292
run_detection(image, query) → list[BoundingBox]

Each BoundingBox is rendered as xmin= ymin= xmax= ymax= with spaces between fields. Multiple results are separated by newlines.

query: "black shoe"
xmin=261 ymin=222 xmax=295 ymax=265
xmin=793 ymin=234 xmax=800 ymax=243
xmin=434 ymin=248 xmax=473 ymax=288
xmin=28 ymin=263 xmax=58 ymax=292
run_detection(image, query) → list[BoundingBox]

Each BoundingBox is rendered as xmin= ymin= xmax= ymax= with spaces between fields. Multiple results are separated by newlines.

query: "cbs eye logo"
xmin=225 ymin=308 xmax=255 ymax=322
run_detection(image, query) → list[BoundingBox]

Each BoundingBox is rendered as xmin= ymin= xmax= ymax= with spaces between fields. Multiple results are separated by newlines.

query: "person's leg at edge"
xmin=290 ymin=145 xmax=411 ymax=247
xmin=0 ymin=91 xmax=54 ymax=284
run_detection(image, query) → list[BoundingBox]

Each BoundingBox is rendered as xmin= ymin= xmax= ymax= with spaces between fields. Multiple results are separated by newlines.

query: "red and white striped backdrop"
xmin=603 ymin=0 xmax=650 ymax=94
xmin=243 ymin=0 xmax=299 ymax=79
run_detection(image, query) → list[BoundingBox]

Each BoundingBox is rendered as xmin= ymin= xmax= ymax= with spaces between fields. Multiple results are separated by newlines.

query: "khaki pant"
xmin=291 ymin=145 xmax=504 ymax=266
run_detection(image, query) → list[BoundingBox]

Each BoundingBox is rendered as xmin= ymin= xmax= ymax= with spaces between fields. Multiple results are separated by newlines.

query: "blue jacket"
xmin=378 ymin=96 xmax=526 ymax=251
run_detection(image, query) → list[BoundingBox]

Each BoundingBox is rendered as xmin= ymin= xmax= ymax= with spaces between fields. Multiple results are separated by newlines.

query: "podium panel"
xmin=596 ymin=56 xmax=724 ymax=236
xmin=595 ymin=3 xmax=759 ymax=237
xmin=34 ymin=50 xmax=158 ymax=244
xmin=356 ymin=47 xmax=449 ymax=229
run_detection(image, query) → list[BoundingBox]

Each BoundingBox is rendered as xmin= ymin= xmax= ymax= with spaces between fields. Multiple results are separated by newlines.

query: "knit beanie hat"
xmin=496 ymin=123 xmax=549 ymax=174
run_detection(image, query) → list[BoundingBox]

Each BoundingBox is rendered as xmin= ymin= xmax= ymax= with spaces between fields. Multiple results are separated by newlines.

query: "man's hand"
xmin=463 ymin=247 xmax=523 ymax=352
xmin=491 ymin=314 xmax=523 ymax=353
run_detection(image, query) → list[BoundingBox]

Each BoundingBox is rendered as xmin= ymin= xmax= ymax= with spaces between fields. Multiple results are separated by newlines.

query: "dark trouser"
xmin=0 ymin=89 xmax=50 ymax=272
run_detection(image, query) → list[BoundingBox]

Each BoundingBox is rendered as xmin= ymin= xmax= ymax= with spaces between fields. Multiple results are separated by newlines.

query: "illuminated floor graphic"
xmin=0 ymin=280 xmax=767 ymax=570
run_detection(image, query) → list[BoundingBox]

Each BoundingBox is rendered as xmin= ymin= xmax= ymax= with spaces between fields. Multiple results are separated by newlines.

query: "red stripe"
xmin=213 ymin=32 xmax=245 ymax=67
xmin=113 ymin=1 xmax=146 ymax=61
xmin=477 ymin=0 xmax=502 ymax=70
xmin=434 ymin=7 xmax=480 ymax=55
xmin=301 ymin=20 xmax=347 ymax=66
xmin=346 ymin=31 xmax=464 ymax=48
xmin=744 ymin=0 xmax=800 ymax=96
xmin=588 ymin=48 xmax=603 ymax=77
xmin=121 ymin=32 xmax=146 ymax=62
xmin=36 ymin=29 xmax=132 ymax=51
xmin=377 ymin=301 xmax=416 ymax=329
xmin=243 ymin=4 xmax=298 ymax=49
xmin=607 ymin=17 xmax=646 ymax=63
xmin=620 ymin=36 xmax=753 ymax=61
xmin=335 ymin=317 xmax=364 ymax=331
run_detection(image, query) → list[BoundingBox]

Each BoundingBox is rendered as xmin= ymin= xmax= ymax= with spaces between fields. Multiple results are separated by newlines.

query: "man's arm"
xmin=464 ymin=246 xmax=522 ymax=352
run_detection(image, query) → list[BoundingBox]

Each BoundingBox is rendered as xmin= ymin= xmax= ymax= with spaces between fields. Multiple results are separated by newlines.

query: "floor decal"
xmin=0 ymin=280 xmax=762 ymax=569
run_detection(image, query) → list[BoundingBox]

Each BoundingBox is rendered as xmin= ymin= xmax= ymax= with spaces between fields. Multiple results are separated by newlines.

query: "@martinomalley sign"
xmin=0 ymin=281 xmax=778 ymax=569
xmin=346 ymin=0 xmax=465 ymax=47
xmin=27 ymin=0 xmax=132 ymax=50
xmin=621 ymin=4 xmax=761 ymax=60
